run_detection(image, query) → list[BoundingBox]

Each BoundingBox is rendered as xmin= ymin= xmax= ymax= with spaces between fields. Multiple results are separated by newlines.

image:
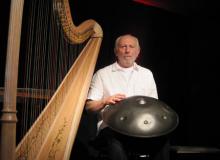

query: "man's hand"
xmin=86 ymin=93 xmax=126 ymax=112
xmin=103 ymin=93 xmax=126 ymax=105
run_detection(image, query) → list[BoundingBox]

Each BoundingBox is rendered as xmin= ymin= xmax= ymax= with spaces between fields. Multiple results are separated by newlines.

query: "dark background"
xmin=71 ymin=0 xmax=220 ymax=147
xmin=1 ymin=0 xmax=220 ymax=150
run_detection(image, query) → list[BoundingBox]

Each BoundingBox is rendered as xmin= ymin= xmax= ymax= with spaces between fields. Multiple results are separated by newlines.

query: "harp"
xmin=0 ymin=0 xmax=103 ymax=159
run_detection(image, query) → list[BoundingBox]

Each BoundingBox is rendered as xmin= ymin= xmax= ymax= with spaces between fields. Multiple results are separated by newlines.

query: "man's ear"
xmin=114 ymin=49 xmax=118 ymax=57
xmin=137 ymin=48 xmax=141 ymax=56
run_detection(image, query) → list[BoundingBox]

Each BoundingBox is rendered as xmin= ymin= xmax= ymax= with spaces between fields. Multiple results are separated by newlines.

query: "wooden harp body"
xmin=0 ymin=0 xmax=103 ymax=159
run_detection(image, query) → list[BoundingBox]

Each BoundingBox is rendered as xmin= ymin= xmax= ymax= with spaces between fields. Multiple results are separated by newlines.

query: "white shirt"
xmin=87 ymin=62 xmax=158 ymax=131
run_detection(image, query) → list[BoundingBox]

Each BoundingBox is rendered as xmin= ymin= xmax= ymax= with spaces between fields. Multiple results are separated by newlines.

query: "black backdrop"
xmin=1 ymin=0 xmax=220 ymax=151
xmin=71 ymin=0 xmax=220 ymax=147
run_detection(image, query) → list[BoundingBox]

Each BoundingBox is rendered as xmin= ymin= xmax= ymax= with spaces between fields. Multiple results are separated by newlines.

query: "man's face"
xmin=115 ymin=36 xmax=140 ymax=68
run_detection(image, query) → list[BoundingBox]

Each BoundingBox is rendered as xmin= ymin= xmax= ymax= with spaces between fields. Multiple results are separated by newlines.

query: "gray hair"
xmin=114 ymin=34 xmax=140 ymax=49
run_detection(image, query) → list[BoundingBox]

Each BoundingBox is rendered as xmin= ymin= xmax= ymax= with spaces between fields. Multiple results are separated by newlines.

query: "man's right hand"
xmin=86 ymin=93 xmax=126 ymax=112
xmin=103 ymin=93 xmax=126 ymax=105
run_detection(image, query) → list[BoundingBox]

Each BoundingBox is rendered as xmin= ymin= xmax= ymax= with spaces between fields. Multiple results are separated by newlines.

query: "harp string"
xmin=31 ymin=0 xmax=40 ymax=141
xmin=12 ymin=0 xmax=103 ymax=158
xmin=17 ymin=0 xmax=84 ymax=144
xmin=20 ymin=0 xmax=37 ymax=141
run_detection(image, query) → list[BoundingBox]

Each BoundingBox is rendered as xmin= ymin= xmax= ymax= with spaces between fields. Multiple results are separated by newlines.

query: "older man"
xmin=86 ymin=34 xmax=168 ymax=160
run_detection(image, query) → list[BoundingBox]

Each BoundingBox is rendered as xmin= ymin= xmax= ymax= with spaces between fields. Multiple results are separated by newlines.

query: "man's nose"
xmin=125 ymin=46 xmax=130 ymax=52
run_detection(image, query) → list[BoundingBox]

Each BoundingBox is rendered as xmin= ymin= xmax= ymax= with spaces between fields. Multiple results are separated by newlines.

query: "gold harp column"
xmin=0 ymin=0 xmax=24 ymax=160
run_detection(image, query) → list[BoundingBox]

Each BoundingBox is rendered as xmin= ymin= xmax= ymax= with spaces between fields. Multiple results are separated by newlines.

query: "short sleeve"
xmin=87 ymin=71 xmax=104 ymax=101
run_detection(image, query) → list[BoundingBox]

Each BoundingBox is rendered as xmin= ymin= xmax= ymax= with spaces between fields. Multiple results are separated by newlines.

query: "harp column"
xmin=0 ymin=0 xmax=24 ymax=160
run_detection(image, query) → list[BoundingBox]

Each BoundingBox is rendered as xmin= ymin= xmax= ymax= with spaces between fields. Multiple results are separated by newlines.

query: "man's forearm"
xmin=85 ymin=99 xmax=106 ymax=112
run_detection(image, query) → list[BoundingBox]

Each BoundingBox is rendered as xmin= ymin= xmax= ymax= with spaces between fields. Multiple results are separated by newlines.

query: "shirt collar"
xmin=112 ymin=62 xmax=139 ymax=72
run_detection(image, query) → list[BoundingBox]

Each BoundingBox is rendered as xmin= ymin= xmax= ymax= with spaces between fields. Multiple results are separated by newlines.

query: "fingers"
xmin=103 ymin=93 xmax=126 ymax=105
xmin=115 ymin=93 xmax=126 ymax=99
xmin=113 ymin=95 xmax=125 ymax=101
xmin=109 ymin=94 xmax=126 ymax=104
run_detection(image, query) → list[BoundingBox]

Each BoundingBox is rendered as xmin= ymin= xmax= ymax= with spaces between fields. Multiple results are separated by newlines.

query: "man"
xmin=86 ymin=34 xmax=168 ymax=160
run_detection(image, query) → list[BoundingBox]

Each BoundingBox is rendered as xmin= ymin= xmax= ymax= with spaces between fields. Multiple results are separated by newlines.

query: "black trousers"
xmin=93 ymin=128 xmax=170 ymax=160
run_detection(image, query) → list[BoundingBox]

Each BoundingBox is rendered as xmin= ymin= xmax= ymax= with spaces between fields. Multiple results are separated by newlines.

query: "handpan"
xmin=102 ymin=96 xmax=179 ymax=138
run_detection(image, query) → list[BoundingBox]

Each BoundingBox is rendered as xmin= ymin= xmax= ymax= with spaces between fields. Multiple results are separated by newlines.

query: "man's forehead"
xmin=119 ymin=37 xmax=136 ymax=44
xmin=120 ymin=35 xmax=136 ymax=41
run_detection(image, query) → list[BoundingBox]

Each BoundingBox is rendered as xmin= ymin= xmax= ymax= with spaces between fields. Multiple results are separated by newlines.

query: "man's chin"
xmin=123 ymin=62 xmax=134 ymax=68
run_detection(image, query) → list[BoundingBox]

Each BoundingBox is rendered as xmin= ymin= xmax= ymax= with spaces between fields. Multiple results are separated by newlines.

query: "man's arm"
xmin=85 ymin=99 xmax=106 ymax=112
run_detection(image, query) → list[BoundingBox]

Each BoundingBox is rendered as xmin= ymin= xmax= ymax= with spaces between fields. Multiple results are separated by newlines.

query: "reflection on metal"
xmin=171 ymin=146 xmax=220 ymax=154
xmin=102 ymin=96 xmax=179 ymax=138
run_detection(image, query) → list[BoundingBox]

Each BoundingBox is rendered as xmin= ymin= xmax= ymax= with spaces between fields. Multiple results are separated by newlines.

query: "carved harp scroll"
xmin=2 ymin=0 xmax=102 ymax=159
